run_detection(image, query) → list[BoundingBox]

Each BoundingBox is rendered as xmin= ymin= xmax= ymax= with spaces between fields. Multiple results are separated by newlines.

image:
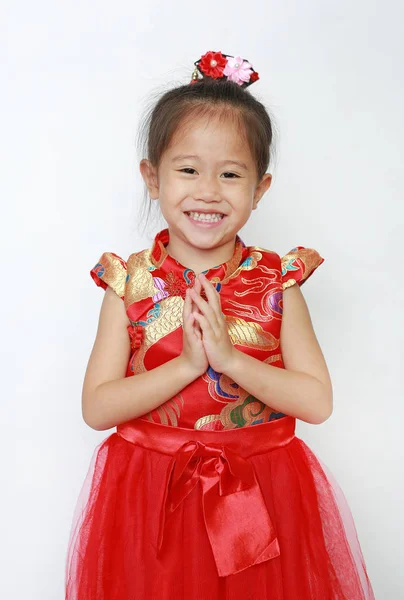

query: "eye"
xmin=221 ymin=172 xmax=240 ymax=179
xmin=179 ymin=168 xmax=197 ymax=175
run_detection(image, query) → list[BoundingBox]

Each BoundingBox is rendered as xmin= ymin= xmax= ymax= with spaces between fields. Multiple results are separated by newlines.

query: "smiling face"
xmin=140 ymin=112 xmax=272 ymax=270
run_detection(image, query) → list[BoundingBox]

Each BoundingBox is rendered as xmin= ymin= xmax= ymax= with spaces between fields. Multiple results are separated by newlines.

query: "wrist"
xmin=175 ymin=355 xmax=203 ymax=382
xmin=222 ymin=347 xmax=242 ymax=378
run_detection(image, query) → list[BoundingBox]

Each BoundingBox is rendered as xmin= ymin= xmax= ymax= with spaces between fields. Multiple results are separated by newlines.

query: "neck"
xmin=164 ymin=231 xmax=237 ymax=274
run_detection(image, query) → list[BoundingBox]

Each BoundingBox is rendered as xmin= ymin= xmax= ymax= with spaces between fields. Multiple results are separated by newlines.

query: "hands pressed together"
xmin=180 ymin=273 xmax=236 ymax=377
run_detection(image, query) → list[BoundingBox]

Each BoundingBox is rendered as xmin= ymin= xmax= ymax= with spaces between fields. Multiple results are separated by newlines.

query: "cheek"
xmin=160 ymin=174 xmax=191 ymax=200
xmin=234 ymin=181 xmax=256 ymax=201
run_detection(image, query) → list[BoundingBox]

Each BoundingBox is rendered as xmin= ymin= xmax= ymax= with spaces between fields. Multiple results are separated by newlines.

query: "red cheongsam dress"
xmin=65 ymin=228 xmax=375 ymax=600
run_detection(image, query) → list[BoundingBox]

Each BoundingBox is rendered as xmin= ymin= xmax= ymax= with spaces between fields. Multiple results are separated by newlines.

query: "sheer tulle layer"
xmin=65 ymin=417 xmax=374 ymax=600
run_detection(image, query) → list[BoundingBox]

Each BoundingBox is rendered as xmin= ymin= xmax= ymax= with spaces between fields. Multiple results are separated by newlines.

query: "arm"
xmin=223 ymin=284 xmax=333 ymax=424
xmin=190 ymin=271 xmax=332 ymax=425
xmin=82 ymin=287 xmax=200 ymax=431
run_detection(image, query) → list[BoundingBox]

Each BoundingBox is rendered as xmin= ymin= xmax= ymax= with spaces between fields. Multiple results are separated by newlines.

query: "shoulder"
xmin=90 ymin=251 xmax=128 ymax=299
xmin=90 ymin=246 xmax=154 ymax=299
xmin=244 ymin=244 xmax=324 ymax=288
xmin=279 ymin=246 xmax=325 ymax=290
xmin=243 ymin=245 xmax=280 ymax=270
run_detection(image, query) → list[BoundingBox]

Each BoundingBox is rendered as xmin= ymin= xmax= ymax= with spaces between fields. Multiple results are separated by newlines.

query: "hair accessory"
xmin=190 ymin=50 xmax=259 ymax=88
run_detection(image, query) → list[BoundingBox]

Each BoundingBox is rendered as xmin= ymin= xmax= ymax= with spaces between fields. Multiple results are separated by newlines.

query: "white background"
xmin=2 ymin=1 xmax=403 ymax=598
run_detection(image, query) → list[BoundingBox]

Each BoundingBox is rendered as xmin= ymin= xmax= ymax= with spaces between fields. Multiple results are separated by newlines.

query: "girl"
xmin=65 ymin=51 xmax=375 ymax=599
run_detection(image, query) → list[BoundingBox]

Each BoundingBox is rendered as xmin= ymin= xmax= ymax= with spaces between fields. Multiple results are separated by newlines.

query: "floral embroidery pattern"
xmin=164 ymin=271 xmax=193 ymax=299
xmin=164 ymin=270 xmax=210 ymax=300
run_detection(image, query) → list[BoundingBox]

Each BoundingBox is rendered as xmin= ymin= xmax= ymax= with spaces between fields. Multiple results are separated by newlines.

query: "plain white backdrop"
xmin=2 ymin=1 xmax=403 ymax=598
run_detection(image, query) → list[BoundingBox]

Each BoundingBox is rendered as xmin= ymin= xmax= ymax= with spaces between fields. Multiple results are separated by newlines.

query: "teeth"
xmin=187 ymin=211 xmax=224 ymax=222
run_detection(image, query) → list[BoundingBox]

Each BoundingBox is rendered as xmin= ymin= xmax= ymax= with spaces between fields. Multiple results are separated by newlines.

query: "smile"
xmin=185 ymin=211 xmax=225 ymax=227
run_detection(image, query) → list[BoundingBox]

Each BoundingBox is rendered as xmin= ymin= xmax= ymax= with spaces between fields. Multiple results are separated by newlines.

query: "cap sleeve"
xmin=90 ymin=252 xmax=127 ymax=299
xmin=281 ymin=246 xmax=324 ymax=290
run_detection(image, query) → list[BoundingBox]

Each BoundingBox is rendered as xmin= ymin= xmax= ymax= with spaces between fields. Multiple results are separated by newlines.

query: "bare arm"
xmin=82 ymin=287 xmax=201 ymax=431
xmin=223 ymin=283 xmax=333 ymax=424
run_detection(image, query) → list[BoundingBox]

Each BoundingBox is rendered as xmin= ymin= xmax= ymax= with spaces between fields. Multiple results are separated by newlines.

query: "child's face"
xmin=140 ymin=114 xmax=271 ymax=250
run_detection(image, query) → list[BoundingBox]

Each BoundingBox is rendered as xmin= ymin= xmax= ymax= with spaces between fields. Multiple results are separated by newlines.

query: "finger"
xmin=191 ymin=303 xmax=202 ymax=340
xmin=198 ymin=273 xmax=221 ymax=313
xmin=197 ymin=273 xmax=222 ymax=324
xmin=192 ymin=280 xmax=201 ymax=302
xmin=193 ymin=310 xmax=214 ymax=337
xmin=183 ymin=289 xmax=191 ymax=320
xmin=191 ymin=312 xmax=205 ymax=343
xmin=184 ymin=291 xmax=199 ymax=337
xmin=194 ymin=277 xmax=201 ymax=292
xmin=193 ymin=318 xmax=202 ymax=340
xmin=189 ymin=292 xmax=202 ymax=332
xmin=190 ymin=287 xmax=220 ymax=334
xmin=183 ymin=305 xmax=194 ymax=336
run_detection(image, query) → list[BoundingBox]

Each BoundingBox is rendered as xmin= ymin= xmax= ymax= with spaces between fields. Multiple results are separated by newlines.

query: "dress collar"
xmin=150 ymin=228 xmax=250 ymax=283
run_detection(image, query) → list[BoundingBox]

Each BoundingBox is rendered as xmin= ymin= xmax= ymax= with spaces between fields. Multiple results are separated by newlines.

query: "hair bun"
xmin=190 ymin=50 xmax=259 ymax=88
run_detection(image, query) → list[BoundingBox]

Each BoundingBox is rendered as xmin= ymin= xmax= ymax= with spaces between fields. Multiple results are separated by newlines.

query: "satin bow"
xmin=158 ymin=440 xmax=280 ymax=577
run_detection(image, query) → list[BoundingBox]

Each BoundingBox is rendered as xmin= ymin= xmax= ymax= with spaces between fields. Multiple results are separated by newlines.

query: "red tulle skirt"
xmin=65 ymin=416 xmax=374 ymax=599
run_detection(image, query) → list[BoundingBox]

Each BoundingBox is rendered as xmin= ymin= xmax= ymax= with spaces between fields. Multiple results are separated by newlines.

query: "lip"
xmin=184 ymin=209 xmax=226 ymax=215
xmin=184 ymin=212 xmax=226 ymax=229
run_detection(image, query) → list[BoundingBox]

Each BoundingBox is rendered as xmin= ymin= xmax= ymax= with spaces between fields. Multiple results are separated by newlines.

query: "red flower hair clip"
xmin=190 ymin=50 xmax=259 ymax=88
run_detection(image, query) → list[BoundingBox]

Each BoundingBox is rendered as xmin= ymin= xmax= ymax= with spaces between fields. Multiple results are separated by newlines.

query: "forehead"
xmin=166 ymin=113 xmax=251 ymax=161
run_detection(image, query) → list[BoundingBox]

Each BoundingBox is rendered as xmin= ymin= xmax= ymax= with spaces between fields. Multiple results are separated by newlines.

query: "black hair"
xmin=136 ymin=77 xmax=276 ymax=233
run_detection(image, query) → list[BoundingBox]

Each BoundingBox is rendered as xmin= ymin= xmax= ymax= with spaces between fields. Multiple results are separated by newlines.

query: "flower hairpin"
xmin=190 ymin=50 xmax=259 ymax=88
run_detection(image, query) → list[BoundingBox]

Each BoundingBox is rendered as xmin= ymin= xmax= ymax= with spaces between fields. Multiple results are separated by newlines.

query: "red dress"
xmin=65 ymin=228 xmax=375 ymax=599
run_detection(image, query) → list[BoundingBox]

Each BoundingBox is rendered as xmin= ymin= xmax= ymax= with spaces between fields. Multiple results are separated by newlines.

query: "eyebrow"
xmin=171 ymin=155 xmax=248 ymax=170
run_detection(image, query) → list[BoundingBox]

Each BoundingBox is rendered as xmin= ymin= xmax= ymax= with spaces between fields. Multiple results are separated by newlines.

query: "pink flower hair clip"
xmin=190 ymin=50 xmax=260 ymax=88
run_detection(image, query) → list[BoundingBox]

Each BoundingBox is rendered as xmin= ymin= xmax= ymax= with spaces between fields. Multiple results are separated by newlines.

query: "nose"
xmin=194 ymin=172 xmax=221 ymax=202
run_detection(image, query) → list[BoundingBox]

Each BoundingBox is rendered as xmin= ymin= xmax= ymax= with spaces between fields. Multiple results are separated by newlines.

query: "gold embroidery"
xmin=226 ymin=316 xmax=279 ymax=351
xmin=195 ymin=353 xmax=285 ymax=430
xmin=130 ymin=344 xmax=148 ymax=376
xmin=144 ymin=296 xmax=184 ymax=345
xmin=164 ymin=403 xmax=179 ymax=426
xmin=154 ymin=239 xmax=169 ymax=268
xmin=281 ymin=247 xmax=323 ymax=290
xmin=264 ymin=353 xmax=283 ymax=364
xmin=122 ymin=233 xmax=300 ymax=429
xmin=221 ymin=398 xmax=273 ymax=429
xmin=202 ymin=371 xmax=241 ymax=405
xmin=129 ymin=296 xmax=184 ymax=376
xmin=226 ymin=301 xmax=265 ymax=321
xmin=96 ymin=252 xmax=127 ymax=298
xmin=144 ymin=394 xmax=185 ymax=427
xmin=282 ymin=278 xmax=297 ymax=290
xmin=222 ymin=250 xmax=263 ymax=283
xmin=221 ymin=242 xmax=244 ymax=283
xmin=156 ymin=405 xmax=168 ymax=425
xmin=125 ymin=250 xmax=158 ymax=310
xmin=249 ymin=246 xmax=277 ymax=253
xmin=194 ymin=414 xmax=222 ymax=430
xmin=226 ymin=268 xmax=280 ymax=321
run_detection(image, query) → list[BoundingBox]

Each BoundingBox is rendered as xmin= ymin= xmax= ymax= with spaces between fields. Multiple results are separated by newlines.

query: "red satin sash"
xmin=117 ymin=416 xmax=296 ymax=577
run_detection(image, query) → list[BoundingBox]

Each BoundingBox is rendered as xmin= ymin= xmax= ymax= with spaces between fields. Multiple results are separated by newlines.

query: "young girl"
xmin=65 ymin=51 xmax=375 ymax=600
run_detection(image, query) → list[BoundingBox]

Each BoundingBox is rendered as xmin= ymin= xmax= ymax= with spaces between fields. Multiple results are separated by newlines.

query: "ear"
xmin=253 ymin=173 xmax=272 ymax=209
xmin=139 ymin=159 xmax=159 ymax=200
